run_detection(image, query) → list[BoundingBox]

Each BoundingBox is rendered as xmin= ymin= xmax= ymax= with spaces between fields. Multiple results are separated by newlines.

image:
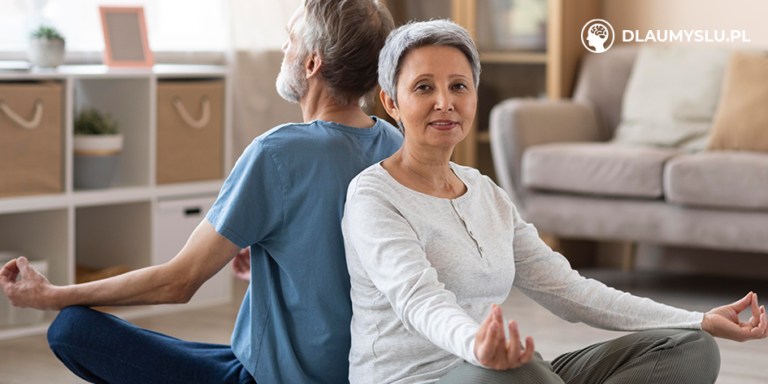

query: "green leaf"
xmin=74 ymin=108 xmax=119 ymax=135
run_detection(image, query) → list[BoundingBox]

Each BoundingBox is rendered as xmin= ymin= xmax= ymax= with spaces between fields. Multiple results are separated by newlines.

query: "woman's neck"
xmin=383 ymin=140 xmax=466 ymax=199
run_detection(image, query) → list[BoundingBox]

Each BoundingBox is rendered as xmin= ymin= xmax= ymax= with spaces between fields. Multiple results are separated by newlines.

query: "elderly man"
xmin=0 ymin=1 xmax=399 ymax=383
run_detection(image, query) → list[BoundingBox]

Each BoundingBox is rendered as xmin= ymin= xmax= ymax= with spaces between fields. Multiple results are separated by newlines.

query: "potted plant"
xmin=29 ymin=26 xmax=66 ymax=68
xmin=73 ymin=108 xmax=123 ymax=189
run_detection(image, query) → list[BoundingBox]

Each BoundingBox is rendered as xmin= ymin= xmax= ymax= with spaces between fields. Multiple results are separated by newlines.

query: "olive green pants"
xmin=437 ymin=329 xmax=720 ymax=384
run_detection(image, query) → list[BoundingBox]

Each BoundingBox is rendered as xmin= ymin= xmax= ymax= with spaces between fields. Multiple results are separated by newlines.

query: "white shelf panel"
xmin=0 ymin=181 xmax=223 ymax=213
xmin=155 ymin=180 xmax=224 ymax=198
xmin=0 ymin=69 xmax=69 ymax=80
xmin=0 ymin=194 xmax=69 ymax=215
xmin=154 ymin=64 xmax=229 ymax=78
xmin=72 ymin=186 xmax=154 ymax=207
xmin=0 ymin=64 xmax=229 ymax=80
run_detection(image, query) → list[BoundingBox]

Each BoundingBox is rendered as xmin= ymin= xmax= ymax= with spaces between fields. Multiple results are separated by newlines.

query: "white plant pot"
xmin=74 ymin=135 xmax=123 ymax=189
xmin=74 ymin=134 xmax=123 ymax=154
xmin=29 ymin=38 xmax=65 ymax=68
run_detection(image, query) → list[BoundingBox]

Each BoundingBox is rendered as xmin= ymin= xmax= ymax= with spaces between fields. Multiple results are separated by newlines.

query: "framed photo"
xmin=99 ymin=7 xmax=154 ymax=67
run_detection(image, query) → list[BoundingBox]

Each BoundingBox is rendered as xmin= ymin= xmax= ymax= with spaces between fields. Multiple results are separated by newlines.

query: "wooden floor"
xmin=0 ymin=271 xmax=767 ymax=383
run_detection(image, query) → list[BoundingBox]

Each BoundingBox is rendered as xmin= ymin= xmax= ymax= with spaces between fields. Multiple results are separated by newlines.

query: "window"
xmin=0 ymin=0 xmax=228 ymax=52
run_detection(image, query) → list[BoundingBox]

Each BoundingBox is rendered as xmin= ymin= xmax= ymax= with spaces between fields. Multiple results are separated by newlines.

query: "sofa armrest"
xmin=489 ymin=99 xmax=599 ymax=211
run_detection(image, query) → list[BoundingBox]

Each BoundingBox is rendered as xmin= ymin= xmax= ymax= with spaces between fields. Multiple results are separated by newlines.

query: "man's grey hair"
xmin=378 ymin=19 xmax=481 ymax=105
xmin=300 ymin=0 xmax=394 ymax=106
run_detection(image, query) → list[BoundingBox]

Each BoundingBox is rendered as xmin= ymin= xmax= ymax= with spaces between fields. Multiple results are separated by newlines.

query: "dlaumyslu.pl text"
xmin=623 ymin=30 xmax=750 ymax=42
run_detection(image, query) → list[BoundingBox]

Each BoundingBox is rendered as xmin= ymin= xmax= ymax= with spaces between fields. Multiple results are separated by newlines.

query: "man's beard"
xmin=275 ymin=54 xmax=308 ymax=104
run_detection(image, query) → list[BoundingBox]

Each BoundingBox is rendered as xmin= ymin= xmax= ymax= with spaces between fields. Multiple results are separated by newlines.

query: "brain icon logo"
xmin=581 ymin=19 xmax=614 ymax=53
xmin=590 ymin=24 xmax=607 ymax=38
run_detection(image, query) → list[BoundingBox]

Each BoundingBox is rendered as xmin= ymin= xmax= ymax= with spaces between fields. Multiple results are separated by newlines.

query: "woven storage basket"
xmin=156 ymin=80 xmax=223 ymax=184
xmin=0 ymin=81 xmax=63 ymax=197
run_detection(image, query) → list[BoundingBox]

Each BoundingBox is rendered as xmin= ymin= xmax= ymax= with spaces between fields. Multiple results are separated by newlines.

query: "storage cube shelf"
xmin=0 ymin=65 xmax=233 ymax=340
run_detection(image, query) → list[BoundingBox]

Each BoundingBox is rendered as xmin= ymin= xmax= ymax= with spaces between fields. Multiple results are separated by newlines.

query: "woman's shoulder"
xmin=346 ymin=163 xmax=399 ymax=201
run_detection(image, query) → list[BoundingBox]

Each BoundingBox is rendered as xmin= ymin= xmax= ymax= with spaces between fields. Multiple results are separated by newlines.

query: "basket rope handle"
xmin=0 ymin=99 xmax=44 ymax=129
xmin=172 ymin=96 xmax=210 ymax=129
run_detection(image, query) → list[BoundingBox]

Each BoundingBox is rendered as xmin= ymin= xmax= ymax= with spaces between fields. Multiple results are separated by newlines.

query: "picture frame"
xmin=99 ymin=6 xmax=154 ymax=67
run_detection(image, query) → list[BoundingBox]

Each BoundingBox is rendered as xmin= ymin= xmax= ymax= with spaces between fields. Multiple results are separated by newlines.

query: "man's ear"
xmin=305 ymin=52 xmax=322 ymax=79
xmin=380 ymin=89 xmax=400 ymax=122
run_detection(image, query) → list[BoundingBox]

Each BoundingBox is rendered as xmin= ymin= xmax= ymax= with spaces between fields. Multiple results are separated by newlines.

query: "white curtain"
xmin=227 ymin=0 xmax=304 ymax=161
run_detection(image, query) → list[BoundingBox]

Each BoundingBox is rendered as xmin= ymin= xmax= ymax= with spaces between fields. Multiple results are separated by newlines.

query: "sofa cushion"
xmin=613 ymin=47 xmax=730 ymax=150
xmin=522 ymin=143 xmax=679 ymax=198
xmin=664 ymin=152 xmax=768 ymax=209
xmin=708 ymin=52 xmax=768 ymax=152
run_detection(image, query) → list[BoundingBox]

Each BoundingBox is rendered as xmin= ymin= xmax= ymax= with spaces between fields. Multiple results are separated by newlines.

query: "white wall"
xmin=604 ymin=0 xmax=768 ymax=49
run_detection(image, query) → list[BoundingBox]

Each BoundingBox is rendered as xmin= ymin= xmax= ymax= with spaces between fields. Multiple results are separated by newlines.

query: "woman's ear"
xmin=380 ymin=89 xmax=400 ymax=122
xmin=305 ymin=52 xmax=322 ymax=79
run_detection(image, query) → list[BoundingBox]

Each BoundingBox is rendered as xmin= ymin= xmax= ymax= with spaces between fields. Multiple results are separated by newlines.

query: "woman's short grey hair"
xmin=378 ymin=19 xmax=481 ymax=105
xmin=301 ymin=0 xmax=395 ymax=106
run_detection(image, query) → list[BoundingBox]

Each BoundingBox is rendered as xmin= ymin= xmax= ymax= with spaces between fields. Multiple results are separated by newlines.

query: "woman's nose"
xmin=434 ymin=88 xmax=454 ymax=111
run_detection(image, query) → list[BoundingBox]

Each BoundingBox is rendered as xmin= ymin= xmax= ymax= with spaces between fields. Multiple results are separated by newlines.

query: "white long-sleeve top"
xmin=341 ymin=162 xmax=704 ymax=384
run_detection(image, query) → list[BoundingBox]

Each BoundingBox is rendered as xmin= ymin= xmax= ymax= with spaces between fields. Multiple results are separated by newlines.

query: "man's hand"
xmin=232 ymin=247 xmax=251 ymax=282
xmin=702 ymin=292 xmax=768 ymax=342
xmin=474 ymin=304 xmax=535 ymax=370
xmin=0 ymin=257 xmax=59 ymax=311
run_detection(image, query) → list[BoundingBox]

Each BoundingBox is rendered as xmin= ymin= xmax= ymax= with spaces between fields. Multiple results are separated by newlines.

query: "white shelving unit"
xmin=0 ymin=65 xmax=234 ymax=340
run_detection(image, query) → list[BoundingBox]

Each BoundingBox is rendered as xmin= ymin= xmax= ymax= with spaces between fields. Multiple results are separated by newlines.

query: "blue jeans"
xmin=47 ymin=306 xmax=256 ymax=384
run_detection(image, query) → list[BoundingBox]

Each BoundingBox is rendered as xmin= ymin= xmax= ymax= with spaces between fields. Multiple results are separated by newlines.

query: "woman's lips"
xmin=429 ymin=121 xmax=457 ymax=131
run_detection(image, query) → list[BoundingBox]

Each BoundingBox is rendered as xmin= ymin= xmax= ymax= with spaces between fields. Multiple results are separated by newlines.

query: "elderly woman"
xmin=341 ymin=20 xmax=767 ymax=384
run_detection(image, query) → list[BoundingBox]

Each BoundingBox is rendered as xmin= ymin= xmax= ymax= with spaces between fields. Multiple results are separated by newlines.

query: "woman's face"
xmin=390 ymin=45 xmax=477 ymax=150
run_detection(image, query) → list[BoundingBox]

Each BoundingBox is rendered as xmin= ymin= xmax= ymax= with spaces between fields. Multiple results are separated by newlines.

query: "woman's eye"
xmin=416 ymin=84 xmax=430 ymax=91
xmin=453 ymin=83 xmax=467 ymax=90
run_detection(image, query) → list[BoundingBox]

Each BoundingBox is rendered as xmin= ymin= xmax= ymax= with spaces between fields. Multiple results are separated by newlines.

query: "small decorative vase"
xmin=29 ymin=38 xmax=65 ymax=68
xmin=73 ymin=135 xmax=123 ymax=189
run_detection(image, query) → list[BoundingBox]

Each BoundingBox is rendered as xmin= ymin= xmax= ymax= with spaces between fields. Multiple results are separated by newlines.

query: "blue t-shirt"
xmin=206 ymin=116 xmax=402 ymax=383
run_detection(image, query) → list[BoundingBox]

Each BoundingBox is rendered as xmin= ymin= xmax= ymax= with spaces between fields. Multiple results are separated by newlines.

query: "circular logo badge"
xmin=581 ymin=19 xmax=615 ymax=53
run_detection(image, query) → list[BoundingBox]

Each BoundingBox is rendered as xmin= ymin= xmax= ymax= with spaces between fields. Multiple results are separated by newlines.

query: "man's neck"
xmin=299 ymin=82 xmax=375 ymax=129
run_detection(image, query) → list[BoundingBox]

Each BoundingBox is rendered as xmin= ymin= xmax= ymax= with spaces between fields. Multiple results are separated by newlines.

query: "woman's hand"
xmin=231 ymin=247 xmax=251 ymax=282
xmin=0 ymin=257 xmax=58 ymax=310
xmin=702 ymin=292 xmax=768 ymax=342
xmin=474 ymin=304 xmax=535 ymax=370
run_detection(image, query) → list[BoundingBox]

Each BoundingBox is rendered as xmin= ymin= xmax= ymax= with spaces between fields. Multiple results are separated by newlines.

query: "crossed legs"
xmin=47 ymin=306 xmax=255 ymax=384
xmin=438 ymin=329 xmax=720 ymax=384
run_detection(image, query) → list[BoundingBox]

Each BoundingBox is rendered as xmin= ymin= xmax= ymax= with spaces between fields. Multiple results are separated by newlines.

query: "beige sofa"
xmin=489 ymin=45 xmax=768 ymax=254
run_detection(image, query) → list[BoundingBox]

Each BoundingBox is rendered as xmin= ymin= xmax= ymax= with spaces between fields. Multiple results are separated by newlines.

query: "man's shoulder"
xmin=255 ymin=121 xmax=315 ymax=147
xmin=256 ymin=118 xmax=401 ymax=152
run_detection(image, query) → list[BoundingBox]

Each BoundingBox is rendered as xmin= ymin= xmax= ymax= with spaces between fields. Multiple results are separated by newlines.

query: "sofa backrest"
xmin=572 ymin=45 xmax=638 ymax=141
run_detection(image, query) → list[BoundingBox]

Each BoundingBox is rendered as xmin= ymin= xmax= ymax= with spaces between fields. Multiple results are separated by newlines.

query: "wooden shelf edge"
xmin=480 ymin=51 xmax=548 ymax=64
xmin=477 ymin=131 xmax=491 ymax=143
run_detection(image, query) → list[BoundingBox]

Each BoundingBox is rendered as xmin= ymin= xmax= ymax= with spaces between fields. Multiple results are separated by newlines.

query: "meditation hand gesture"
xmin=474 ymin=304 xmax=535 ymax=370
xmin=702 ymin=292 xmax=768 ymax=342
xmin=0 ymin=257 xmax=56 ymax=311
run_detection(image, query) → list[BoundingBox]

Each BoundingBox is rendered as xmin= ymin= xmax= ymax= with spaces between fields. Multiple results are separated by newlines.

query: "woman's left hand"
xmin=702 ymin=292 xmax=768 ymax=342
